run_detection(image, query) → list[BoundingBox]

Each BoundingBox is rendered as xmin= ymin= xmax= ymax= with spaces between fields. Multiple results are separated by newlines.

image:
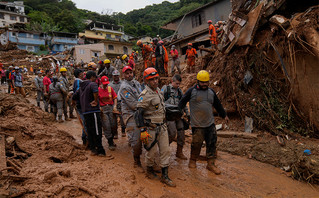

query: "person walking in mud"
xmin=34 ymin=71 xmax=46 ymax=108
xmin=118 ymin=66 xmax=144 ymax=172
xmin=178 ymin=70 xmax=229 ymax=175
xmin=161 ymin=74 xmax=189 ymax=160
xmin=49 ymin=76 xmax=67 ymax=122
xmin=98 ymin=76 xmax=118 ymax=151
xmin=59 ymin=67 xmax=75 ymax=121
xmin=72 ymin=71 xmax=108 ymax=157
xmin=135 ymin=67 xmax=176 ymax=187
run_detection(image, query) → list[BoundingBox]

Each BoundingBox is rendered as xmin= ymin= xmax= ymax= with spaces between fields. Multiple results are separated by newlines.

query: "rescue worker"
xmin=135 ymin=67 xmax=176 ymax=187
xmin=178 ymin=70 xmax=229 ymax=175
xmin=12 ymin=66 xmax=26 ymax=97
xmin=98 ymin=59 xmax=115 ymax=81
xmin=161 ymin=74 xmax=189 ymax=160
xmin=159 ymin=40 xmax=169 ymax=75
xmin=97 ymin=60 xmax=105 ymax=75
xmin=49 ymin=76 xmax=67 ymax=122
xmin=153 ymin=38 xmax=165 ymax=75
xmin=34 ymin=71 xmax=46 ymax=108
xmin=59 ymin=67 xmax=75 ymax=121
xmin=170 ymin=45 xmax=181 ymax=75
xmin=118 ymin=66 xmax=144 ymax=172
xmin=43 ymin=70 xmax=52 ymax=112
xmin=128 ymin=55 xmax=136 ymax=69
xmin=184 ymin=43 xmax=198 ymax=73
xmin=5 ymin=66 xmax=13 ymax=93
xmin=137 ymin=40 xmax=153 ymax=69
xmin=122 ymin=54 xmax=128 ymax=66
xmin=114 ymin=56 xmax=122 ymax=71
xmin=110 ymin=70 xmax=126 ymax=138
xmin=72 ymin=71 xmax=107 ymax=157
xmin=99 ymin=76 xmax=118 ymax=151
xmin=208 ymin=20 xmax=218 ymax=49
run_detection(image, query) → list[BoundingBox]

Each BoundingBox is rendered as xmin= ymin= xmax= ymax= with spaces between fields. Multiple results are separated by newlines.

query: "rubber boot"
xmin=65 ymin=115 xmax=71 ymax=121
xmin=160 ymin=167 xmax=176 ymax=187
xmin=69 ymin=113 xmax=76 ymax=119
xmin=134 ymin=156 xmax=144 ymax=173
xmin=58 ymin=116 xmax=63 ymax=123
xmin=189 ymin=147 xmax=199 ymax=168
xmin=206 ymin=158 xmax=221 ymax=175
xmin=121 ymin=127 xmax=126 ymax=137
xmin=146 ymin=166 xmax=159 ymax=180
xmin=108 ymin=138 xmax=116 ymax=151
xmin=176 ymin=145 xmax=187 ymax=160
xmin=37 ymin=102 xmax=40 ymax=107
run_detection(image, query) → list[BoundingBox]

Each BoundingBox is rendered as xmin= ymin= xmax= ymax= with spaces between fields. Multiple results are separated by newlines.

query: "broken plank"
xmin=0 ymin=135 xmax=6 ymax=174
xmin=217 ymin=131 xmax=258 ymax=139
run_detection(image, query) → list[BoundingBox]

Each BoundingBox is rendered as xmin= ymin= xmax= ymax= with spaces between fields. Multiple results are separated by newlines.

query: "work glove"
xmin=140 ymin=128 xmax=151 ymax=145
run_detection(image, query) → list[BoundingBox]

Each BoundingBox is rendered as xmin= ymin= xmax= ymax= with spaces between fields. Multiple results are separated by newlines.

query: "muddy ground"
xmin=0 ymin=88 xmax=318 ymax=197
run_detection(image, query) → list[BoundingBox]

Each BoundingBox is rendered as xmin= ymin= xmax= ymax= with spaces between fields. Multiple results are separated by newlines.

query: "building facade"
xmin=7 ymin=30 xmax=45 ymax=52
xmin=0 ymin=1 xmax=28 ymax=27
xmin=50 ymin=32 xmax=78 ymax=53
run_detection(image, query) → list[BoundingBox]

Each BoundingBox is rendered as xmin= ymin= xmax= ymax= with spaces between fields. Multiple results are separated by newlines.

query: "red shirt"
xmin=128 ymin=58 xmax=135 ymax=69
xmin=170 ymin=49 xmax=179 ymax=59
xmin=98 ymin=86 xmax=117 ymax=106
xmin=43 ymin=76 xmax=51 ymax=92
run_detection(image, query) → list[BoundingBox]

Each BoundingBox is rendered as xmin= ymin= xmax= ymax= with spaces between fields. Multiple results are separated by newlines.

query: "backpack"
xmin=164 ymin=85 xmax=182 ymax=102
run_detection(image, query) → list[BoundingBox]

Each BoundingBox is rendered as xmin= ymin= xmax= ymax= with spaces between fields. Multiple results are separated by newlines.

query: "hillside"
xmin=7 ymin=0 xmax=213 ymax=38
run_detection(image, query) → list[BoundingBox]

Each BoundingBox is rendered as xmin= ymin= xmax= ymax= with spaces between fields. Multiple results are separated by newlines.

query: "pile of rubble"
xmin=0 ymin=93 xmax=86 ymax=197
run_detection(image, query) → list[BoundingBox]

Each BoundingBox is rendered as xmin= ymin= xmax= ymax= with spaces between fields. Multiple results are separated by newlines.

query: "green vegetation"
xmin=8 ymin=0 xmax=212 ymax=37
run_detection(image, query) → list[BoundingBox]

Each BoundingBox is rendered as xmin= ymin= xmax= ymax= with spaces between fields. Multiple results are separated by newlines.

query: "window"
xmin=0 ymin=13 xmax=4 ymax=19
xmin=10 ymin=15 xmax=17 ymax=21
xmin=108 ymin=45 xmax=114 ymax=50
xmin=11 ymin=32 xmax=17 ymax=37
xmin=20 ymin=17 xmax=24 ymax=22
xmin=26 ymin=33 xmax=33 ymax=38
xmin=191 ymin=12 xmax=205 ymax=28
xmin=26 ymin=46 xmax=35 ymax=52
xmin=106 ymin=34 xmax=111 ymax=39
xmin=115 ymin=35 xmax=121 ymax=40
xmin=95 ymin=32 xmax=98 ymax=35
xmin=92 ymin=51 xmax=100 ymax=57
xmin=123 ymin=46 xmax=128 ymax=54
xmin=79 ymin=49 xmax=85 ymax=54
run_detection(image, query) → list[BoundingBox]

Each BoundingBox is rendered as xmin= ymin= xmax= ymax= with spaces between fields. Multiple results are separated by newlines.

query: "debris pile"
xmin=0 ymin=93 xmax=86 ymax=197
xmin=194 ymin=3 xmax=319 ymax=136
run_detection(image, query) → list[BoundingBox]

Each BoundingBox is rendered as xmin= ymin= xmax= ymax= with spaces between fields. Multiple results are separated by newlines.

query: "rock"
xmin=6 ymin=136 xmax=15 ymax=144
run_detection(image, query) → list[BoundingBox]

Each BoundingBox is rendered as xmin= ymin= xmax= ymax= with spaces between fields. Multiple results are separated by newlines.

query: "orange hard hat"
xmin=143 ymin=67 xmax=159 ymax=80
xmin=137 ymin=40 xmax=142 ymax=46
xmin=188 ymin=43 xmax=192 ymax=46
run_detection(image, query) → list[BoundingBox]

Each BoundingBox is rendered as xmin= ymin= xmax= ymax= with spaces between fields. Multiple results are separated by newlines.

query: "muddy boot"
xmin=108 ymin=138 xmax=116 ymax=151
xmin=206 ymin=158 xmax=221 ymax=175
xmin=121 ymin=128 xmax=126 ymax=137
xmin=146 ymin=166 xmax=159 ymax=180
xmin=176 ymin=145 xmax=187 ymax=160
xmin=134 ymin=156 xmax=144 ymax=173
xmin=69 ymin=113 xmax=76 ymax=119
xmin=160 ymin=167 xmax=176 ymax=187
xmin=37 ymin=102 xmax=40 ymax=107
xmin=65 ymin=115 xmax=71 ymax=121
xmin=58 ymin=116 xmax=63 ymax=123
xmin=188 ymin=159 xmax=196 ymax=168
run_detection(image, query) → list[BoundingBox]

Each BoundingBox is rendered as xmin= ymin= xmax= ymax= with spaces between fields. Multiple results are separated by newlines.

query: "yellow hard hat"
xmin=60 ymin=67 xmax=67 ymax=72
xmin=104 ymin=59 xmax=111 ymax=64
xmin=197 ymin=70 xmax=210 ymax=82
xmin=122 ymin=54 xmax=127 ymax=60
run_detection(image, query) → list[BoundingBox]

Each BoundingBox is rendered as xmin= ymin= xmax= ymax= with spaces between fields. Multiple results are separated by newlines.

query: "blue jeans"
xmin=77 ymin=109 xmax=88 ymax=144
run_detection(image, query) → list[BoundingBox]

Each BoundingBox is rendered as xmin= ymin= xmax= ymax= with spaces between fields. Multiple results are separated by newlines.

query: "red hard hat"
xmin=122 ymin=65 xmax=132 ymax=73
xmin=98 ymin=60 xmax=103 ymax=64
xmin=207 ymin=20 xmax=212 ymax=24
xmin=101 ymin=76 xmax=109 ymax=85
xmin=143 ymin=67 xmax=159 ymax=80
xmin=188 ymin=43 xmax=192 ymax=46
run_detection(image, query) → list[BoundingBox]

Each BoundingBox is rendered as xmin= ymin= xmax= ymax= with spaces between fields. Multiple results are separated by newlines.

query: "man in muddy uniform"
xmin=135 ymin=67 xmax=175 ymax=187
xmin=34 ymin=71 xmax=45 ymax=108
xmin=118 ymin=66 xmax=143 ymax=172
xmin=59 ymin=67 xmax=75 ymax=120
xmin=179 ymin=70 xmax=229 ymax=175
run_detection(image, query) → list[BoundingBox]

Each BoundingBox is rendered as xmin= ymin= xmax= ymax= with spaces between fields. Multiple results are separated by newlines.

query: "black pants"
xmin=84 ymin=112 xmax=105 ymax=155
xmin=7 ymin=81 xmax=11 ymax=93
xmin=155 ymin=56 xmax=165 ymax=74
xmin=191 ymin=124 xmax=217 ymax=160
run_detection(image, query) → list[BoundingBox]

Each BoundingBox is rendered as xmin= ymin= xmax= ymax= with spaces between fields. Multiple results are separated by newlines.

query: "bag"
xmin=165 ymin=104 xmax=182 ymax=121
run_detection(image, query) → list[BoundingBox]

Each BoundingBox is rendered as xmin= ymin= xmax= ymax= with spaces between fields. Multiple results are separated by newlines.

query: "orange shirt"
xmin=209 ymin=24 xmax=217 ymax=39
xmin=186 ymin=48 xmax=197 ymax=58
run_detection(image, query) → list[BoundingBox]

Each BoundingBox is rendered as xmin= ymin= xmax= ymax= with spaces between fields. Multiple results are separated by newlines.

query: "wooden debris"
xmin=217 ymin=131 xmax=258 ymax=139
xmin=0 ymin=135 xmax=6 ymax=175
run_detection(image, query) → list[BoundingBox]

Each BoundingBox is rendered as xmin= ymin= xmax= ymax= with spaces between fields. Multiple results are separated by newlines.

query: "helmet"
xmin=117 ymin=56 xmax=120 ymax=59
xmin=158 ymin=40 xmax=164 ymax=44
xmin=152 ymin=37 xmax=158 ymax=43
xmin=188 ymin=43 xmax=192 ymax=46
xmin=137 ymin=40 xmax=142 ymax=46
xmin=171 ymin=45 xmax=176 ymax=48
xmin=122 ymin=66 xmax=132 ymax=73
xmin=197 ymin=70 xmax=210 ymax=82
xmin=104 ymin=59 xmax=111 ymax=64
xmin=207 ymin=20 xmax=212 ymax=24
xmin=14 ymin=66 xmax=19 ymax=70
xmin=9 ymin=66 xmax=13 ymax=68
xmin=112 ymin=70 xmax=120 ymax=76
xmin=101 ymin=76 xmax=109 ymax=85
xmin=88 ymin=62 xmax=96 ymax=67
xmin=143 ymin=67 xmax=159 ymax=80
xmin=122 ymin=54 xmax=127 ymax=60
xmin=98 ymin=60 xmax=103 ymax=64
xmin=60 ymin=67 xmax=67 ymax=72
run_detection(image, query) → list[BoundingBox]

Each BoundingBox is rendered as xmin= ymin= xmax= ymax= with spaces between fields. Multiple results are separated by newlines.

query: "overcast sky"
xmin=72 ymin=0 xmax=179 ymax=14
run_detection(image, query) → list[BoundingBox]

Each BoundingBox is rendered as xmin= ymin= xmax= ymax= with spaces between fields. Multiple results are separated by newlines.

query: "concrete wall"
xmin=104 ymin=42 xmax=133 ymax=56
xmin=173 ymin=0 xmax=231 ymax=38
xmin=0 ymin=11 xmax=27 ymax=27
xmin=74 ymin=43 xmax=105 ymax=63
xmin=79 ymin=30 xmax=123 ymax=41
